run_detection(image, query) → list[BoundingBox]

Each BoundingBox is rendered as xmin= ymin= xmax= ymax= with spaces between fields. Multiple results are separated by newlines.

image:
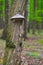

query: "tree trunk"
xmin=24 ymin=0 xmax=28 ymax=40
xmin=32 ymin=0 xmax=37 ymax=34
xmin=4 ymin=0 xmax=27 ymax=65
xmin=39 ymin=22 xmax=42 ymax=33
xmin=32 ymin=20 xmax=36 ymax=34
xmin=3 ymin=0 xmax=10 ymax=39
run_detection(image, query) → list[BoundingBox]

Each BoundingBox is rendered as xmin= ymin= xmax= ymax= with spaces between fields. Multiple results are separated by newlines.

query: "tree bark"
xmin=3 ymin=0 xmax=10 ymax=39
xmin=24 ymin=0 xmax=28 ymax=40
xmin=32 ymin=0 xmax=37 ymax=34
xmin=4 ymin=0 xmax=27 ymax=65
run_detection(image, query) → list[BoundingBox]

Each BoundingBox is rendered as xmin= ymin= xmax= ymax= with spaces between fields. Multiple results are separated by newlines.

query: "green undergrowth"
xmin=23 ymin=41 xmax=35 ymax=49
xmin=26 ymin=51 xmax=40 ymax=59
xmin=37 ymin=39 xmax=43 ymax=45
xmin=27 ymin=29 xmax=43 ymax=37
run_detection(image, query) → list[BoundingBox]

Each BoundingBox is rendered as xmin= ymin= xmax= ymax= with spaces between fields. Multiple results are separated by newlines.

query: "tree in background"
xmin=35 ymin=0 xmax=43 ymax=32
xmin=29 ymin=0 xmax=43 ymax=34
xmin=24 ymin=0 xmax=28 ymax=40
xmin=0 ymin=0 xmax=5 ymax=29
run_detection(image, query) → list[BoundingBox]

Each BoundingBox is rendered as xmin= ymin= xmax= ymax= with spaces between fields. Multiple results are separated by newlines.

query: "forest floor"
xmin=0 ymin=33 xmax=43 ymax=65
xmin=0 ymin=39 xmax=6 ymax=65
xmin=21 ymin=34 xmax=43 ymax=65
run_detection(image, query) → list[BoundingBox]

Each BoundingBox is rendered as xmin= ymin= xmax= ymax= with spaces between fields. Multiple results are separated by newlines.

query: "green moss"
xmin=3 ymin=48 xmax=9 ymax=65
xmin=3 ymin=47 xmax=14 ymax=65
xmin=6 ymin=40 xmax=16 ymax=48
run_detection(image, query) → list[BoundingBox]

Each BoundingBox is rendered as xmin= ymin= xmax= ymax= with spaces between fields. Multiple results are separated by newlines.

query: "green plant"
xmin=26 ymin=51 xmax=40 ymax=59
xmin=37 ymin=39 xmax=43 ymax=45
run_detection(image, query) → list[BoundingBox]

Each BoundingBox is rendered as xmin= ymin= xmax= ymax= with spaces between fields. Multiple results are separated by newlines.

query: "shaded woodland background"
xmin=0 ymin=0 xmax=43 ymax=37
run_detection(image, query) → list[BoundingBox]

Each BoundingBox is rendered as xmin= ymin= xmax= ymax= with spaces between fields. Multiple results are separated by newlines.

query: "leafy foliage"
xmin=0 ymin=0 xmax=13 ymax=17
xmin=29 ymin=0 xmax=43 ymax=22
xmin=29 ymin=0 xmax=34 ymax=21
xmin=0 ymin=0 xmax=43 ymax=22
